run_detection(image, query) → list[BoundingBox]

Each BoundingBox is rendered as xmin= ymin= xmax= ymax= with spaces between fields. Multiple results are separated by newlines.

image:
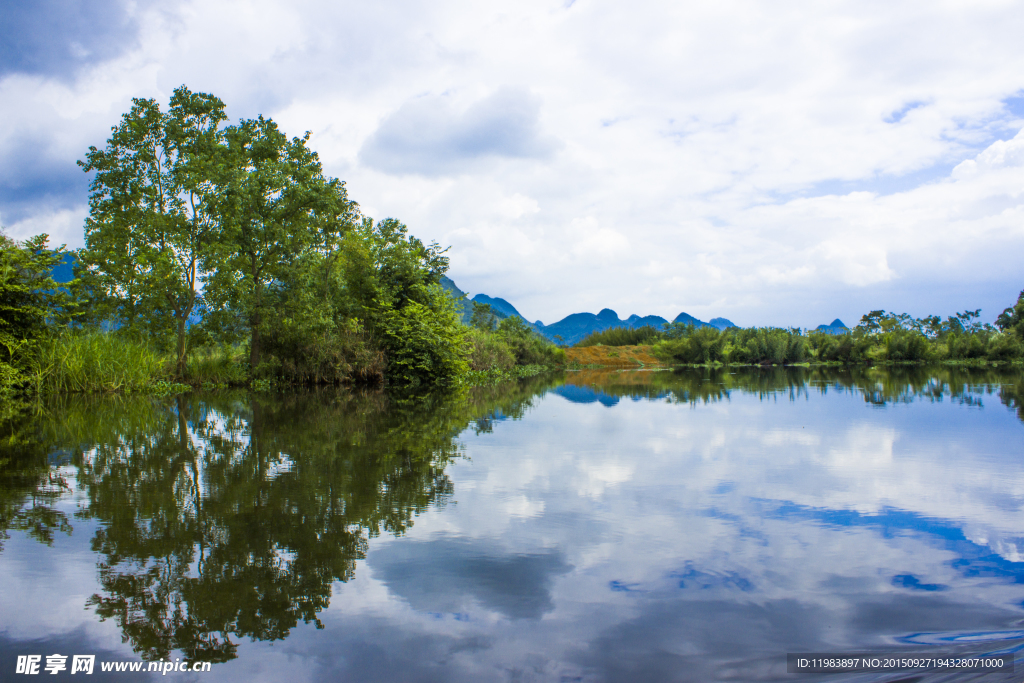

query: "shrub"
xmin=494 ymin=317 xmax=565 ymax=366
xmin=880 ymin=329 xmax=929 ymax=361
xmin=730 ymin=328 xmax=807 ymax=364
xmin=577 ymin=325 xmax=663 ymax=347
xmin=372 ymin=284 xmax=469 ymax=388
xmin=465 ymin=328 xmax=516 ymax=372
xmin=654 ymin=325 xmax=726 ymax=364
xmin=260 ymin=319 xmax=385 ymax=385
xmin=808 ymin=332 xmax=870 ymax=362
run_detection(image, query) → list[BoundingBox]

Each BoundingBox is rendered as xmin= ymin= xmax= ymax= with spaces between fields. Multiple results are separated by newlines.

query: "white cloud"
xmin=2 ymin=0 xmax=1024 ymax=325
xmin=4 ymin=205 xmax=88 ymax=248
xmin=360 ymin=88 xmax=558 ymax=175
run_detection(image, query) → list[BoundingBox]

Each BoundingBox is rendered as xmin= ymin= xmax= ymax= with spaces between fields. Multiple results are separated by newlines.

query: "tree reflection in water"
xmin=3 ymin=388 xmax=516 ymax=663
xmin=1 ymin=366 xmax=1022 ymax=666
xmin=559 ymin=364 xmax=1023 ymax=412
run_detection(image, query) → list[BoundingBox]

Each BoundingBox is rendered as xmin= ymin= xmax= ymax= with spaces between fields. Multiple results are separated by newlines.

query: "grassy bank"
xmin=6 ymin=324 xmax=563 ymax=397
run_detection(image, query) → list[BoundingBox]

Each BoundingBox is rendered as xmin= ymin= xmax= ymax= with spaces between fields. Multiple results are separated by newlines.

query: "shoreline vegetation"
xmin=570 ymin=306 xmax=1024 ymax=369
xmin=1 ymin=85 xmax=1023 ymax=406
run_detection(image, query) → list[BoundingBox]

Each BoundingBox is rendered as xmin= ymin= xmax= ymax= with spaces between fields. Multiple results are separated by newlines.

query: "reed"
xmin=183 ymin=344 xmax=248 ymax=385
xmin=32 ymin=331 xmax=167 ymax=393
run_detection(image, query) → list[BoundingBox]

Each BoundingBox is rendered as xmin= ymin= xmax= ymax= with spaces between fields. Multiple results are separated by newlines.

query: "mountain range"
xmin=441 ymin=277 xmax=746 ymax=345
xmin=46 ymin=257 xmax=848 ymax=341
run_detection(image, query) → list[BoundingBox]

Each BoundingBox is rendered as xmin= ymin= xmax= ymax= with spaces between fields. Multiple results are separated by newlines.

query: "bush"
xmin=494 ymin=317 xmax=565 ymax=366
xmin=260 ymin=319 xmax=384 ymax=385
xmin=986 ymin=332 xmax=1024 ymax=361
xmin=182 ymin=345 xmax=249 ymax=385
xmin=372 ymin=284 xmax=469 ymax=388
xmin=729 ymin=328 xmax=807 ymax=364
xmin=577 ymin=325 xmax=663 ymax=347
xmin=654 ymin=325 xmax=726 ymax=364
xmin=808 ymin=331 xmax=869 ymax=362
xmin=944 ymin=331 xmax=989 ymax=360
xmin=465 ymin=328 xmax=516 ymax=372
xmin=880 ymin=329 xmax=929 ymax=361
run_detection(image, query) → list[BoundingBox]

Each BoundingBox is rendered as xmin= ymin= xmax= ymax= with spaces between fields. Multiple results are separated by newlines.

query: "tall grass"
xmin=577 ymin=325 xmax=663 ymax=347
xmin=32 ymin=331 xmax=166 ymax=393
xmin=183 ymin=344 xmax=249 ymax=385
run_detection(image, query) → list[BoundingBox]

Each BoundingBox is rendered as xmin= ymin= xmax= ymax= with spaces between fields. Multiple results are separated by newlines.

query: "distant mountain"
xmin=470 ymin=294 xmax=525 ymax=322
xmin=540 ymin=308 xmax=715 ymax=345
xmin=541 ymin=308 xmax=622 ymax=345
xmin=440 ymin=276 xmax=739 ymax=345
xmin=51 ymin=254 xmax=75 ymax=283
xmin=439 ymin=276 xmax=472 ymax=323
xmin=626 ymin=313 xmax=671 ymax=328
xmin=439 ymin=278 xmax=544 ymax=331
xmin=815 ymin=319 xmax=849 ymax=335
xmin=550 ymin=385 xmax=620 ymax=407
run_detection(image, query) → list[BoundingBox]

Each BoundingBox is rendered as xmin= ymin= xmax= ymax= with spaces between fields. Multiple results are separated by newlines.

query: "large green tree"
xmin=79 ymin=86 xmax=227 ymax=375
xmin=203 ymin=116 xmax=346 ymax=370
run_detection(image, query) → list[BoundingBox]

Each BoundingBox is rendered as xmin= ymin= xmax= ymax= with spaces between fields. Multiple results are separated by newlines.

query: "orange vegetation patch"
xmin=565 ymin=345 xmax=666 ymax=367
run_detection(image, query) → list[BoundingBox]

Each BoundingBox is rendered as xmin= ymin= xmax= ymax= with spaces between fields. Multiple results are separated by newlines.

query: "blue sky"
xmin=1 ymin=0 xmax=1023 ymax=327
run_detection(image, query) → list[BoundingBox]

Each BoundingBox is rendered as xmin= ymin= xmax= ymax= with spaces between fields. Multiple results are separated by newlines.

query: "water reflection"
xmin=558 ymin=364 xmax=1019 ymax=410
xmin=2 ymin=366 xmax=1024 ymax=681
xmin=2 ymin=388 xmax=535 ymax=664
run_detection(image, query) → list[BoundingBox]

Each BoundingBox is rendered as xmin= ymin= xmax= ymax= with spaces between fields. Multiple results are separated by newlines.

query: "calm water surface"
xmin=2 ymin=366 xmax=1024 ymax=682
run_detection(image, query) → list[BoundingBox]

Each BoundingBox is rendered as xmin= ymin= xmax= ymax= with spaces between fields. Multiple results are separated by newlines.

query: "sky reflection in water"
xmin=1 ymin=366 xmax=1024 ymax=682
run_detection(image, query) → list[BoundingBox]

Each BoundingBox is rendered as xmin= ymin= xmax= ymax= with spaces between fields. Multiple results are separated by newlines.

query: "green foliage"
xmin=808 ymin=330 xmax=871 ymax=362
xmin=878 ymin=329 xmax=930 ymax=361
xmin=75 ymin=86 xmax=466 ymax=390
xmin=260 ymin=318 xmax=384 ymax=385
xmin=372 ymin=284 xmax=469 ymax=389
xmin=996 ymin=290 xmax=1024 ymax=340
xmin=494 ymin=316 xmax=565 ymax=366
xmin=203 ymin=116 xmax=348 ymax=370
xmin=650 ymin=299 xmax=1024 ymax=368
xmin=470 ymin=301 xmax=499 ymax=331
xmin=654 ymin=326 xmax=807 ymax=365
xmin=577 ymin=325 xmax=663 ymax=347
xmin=335 ymin=217 xmax=469 ymax=388
xmin=654 ymin=325 xmax=727 ymax=363
xmin=181 ymin=344 xmax=248 ymax=385
xmin=465 ymin=327 xmax=516 ymax=372
xmin=31 ymin=330 xmax=166 ymax=393
xmin=0 ymin=233 xmax=79 ymax=358
xmin=0 ymin=232 xmax=83 ymax=395
xmin=78 ymin=87 xmax=228 ymax=375
xmin=729 ymin=327 xmax=808 ymax=364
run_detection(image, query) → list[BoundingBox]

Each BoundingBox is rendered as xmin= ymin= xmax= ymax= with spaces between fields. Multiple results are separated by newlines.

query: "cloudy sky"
xmin=1 ymin=0 xmax=1023 ymax=327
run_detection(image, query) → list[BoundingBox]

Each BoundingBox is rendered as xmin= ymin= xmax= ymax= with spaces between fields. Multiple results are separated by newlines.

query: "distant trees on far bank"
xmin=571 ymin=295 xmax=1024 ymax=367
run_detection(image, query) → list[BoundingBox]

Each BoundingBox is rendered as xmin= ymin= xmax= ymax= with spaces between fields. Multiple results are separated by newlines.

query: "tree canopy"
xmin=74 ymin=85 xmax=471 ymax=388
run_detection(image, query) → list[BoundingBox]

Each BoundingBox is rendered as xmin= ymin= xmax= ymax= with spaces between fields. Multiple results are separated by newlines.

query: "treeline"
xmin=575 ymin=301 xmax=1024 ymax=366
xmin=464 ymin=303 xmax=564 ymax=378
xmin=0 ymin=86 xmax=561 ymax=397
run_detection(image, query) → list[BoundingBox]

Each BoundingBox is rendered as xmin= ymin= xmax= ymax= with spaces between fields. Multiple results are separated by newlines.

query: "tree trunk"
xmin=175 ymin=316 xmax=188 ymax=378
xmin=250 ymin=313 xmax=261 ymax=371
